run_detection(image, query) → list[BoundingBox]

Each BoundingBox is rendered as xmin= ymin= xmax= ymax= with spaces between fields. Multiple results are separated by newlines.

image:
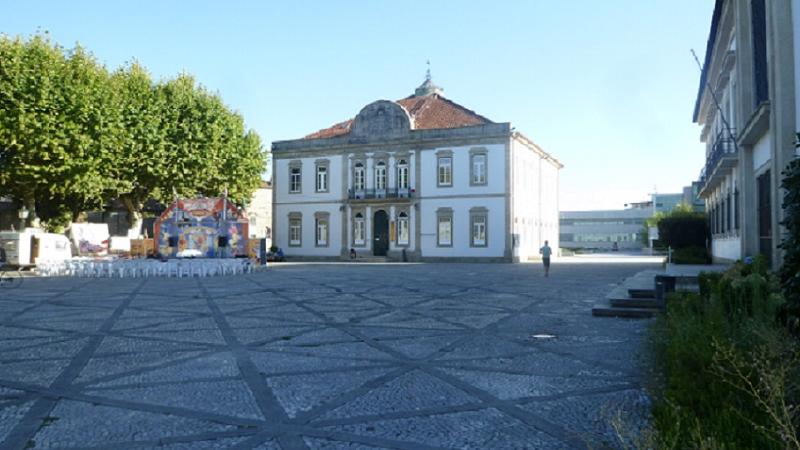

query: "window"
xmin=315 ymin=212 xmax=329 ymax=247
xmin=470 ymin=207 xmax=488 ymax=247
xmin=437 ymin=208 xmax=453 ymax=246
xmin=289 ymin=213 xmax=302 ymax=246
xmin=289 ymin=165 xmax=302 ymax=193
xmin=397 ymin=211 xmax=409 ymax=245
xmin=734 ymin=189 xmax=740 ymax=230
xmin=353 ymin=212 xmax=365 ymax=245
xmin=397 ymin=159 xmax=409 ymax=189
xmin=316 ymin=162 xmax=328 ymax=193
xmin=437 ymin=155 xmax=452 ymax=187
xmin=375 ymin=161 xmax=386 ymax=190
xmin=353 ymin=162 xmax=365 ymax=191
xmin=470 ymin=150 xmax=487 ymax=185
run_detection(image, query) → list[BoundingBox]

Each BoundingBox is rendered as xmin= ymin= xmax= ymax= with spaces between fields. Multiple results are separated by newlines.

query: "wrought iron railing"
xmin=348 ymin=188 xmax=415 ymax=200
xmin=699 ymin=130 xmax=736 ymax=186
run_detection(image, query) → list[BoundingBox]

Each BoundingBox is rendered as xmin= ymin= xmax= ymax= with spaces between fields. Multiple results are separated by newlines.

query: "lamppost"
xmin=18 ymin=206 xmax=29 ymax=232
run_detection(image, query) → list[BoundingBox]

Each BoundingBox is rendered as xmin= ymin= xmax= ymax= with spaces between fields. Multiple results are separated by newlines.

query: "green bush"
xmin=648 ymin=261 xmax=799 ymax=449
xmin=671 ymin=246 xmax=710 ymax=264
xmin=780 ymin=155 xmax=800 ymax=336
xmin=658 ymin=212 xmax=708 ymax=249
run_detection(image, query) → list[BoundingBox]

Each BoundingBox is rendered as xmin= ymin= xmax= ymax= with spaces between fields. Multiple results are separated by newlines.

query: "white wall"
xmin=418 ymin=143 xmax=506 ymax=258
xmin=419 ymin=144 xmax=506 ymax=196
xmin=274 ymin=156 xmax=344 ymax=203
xmin=794 ymin=0 xmax=800 ymax=145
xmin=511 ymin=138 xmax=560 ymax=261
xmin=752 ymin=133 xmax=772 ymax=172
xmin=712 ymin=236 xmax=741 ymax=262
xmin=274 ymin=155 xmax=344 ymax=256
xmin=247 ymin=187 xmax=272 ymax=238
xmin=273 ymin=203 xmax=342 ymax=257
xmin=419 ymin=197 xmax=506 ymax=258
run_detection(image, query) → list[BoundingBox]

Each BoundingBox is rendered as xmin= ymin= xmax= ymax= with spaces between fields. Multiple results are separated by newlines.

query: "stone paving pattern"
xmin=0 ymin=261 xmax=657 ymax=449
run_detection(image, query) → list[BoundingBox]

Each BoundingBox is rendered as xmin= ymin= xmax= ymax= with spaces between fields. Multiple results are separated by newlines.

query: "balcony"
xmin=698 ymin=130 xmax=738 ymax=198
xmin=348 ymin=188 xmax=415 ymax=203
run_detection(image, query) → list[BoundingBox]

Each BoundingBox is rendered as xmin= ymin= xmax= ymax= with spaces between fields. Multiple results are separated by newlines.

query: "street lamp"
xmin=18 ymin=206 xmax=29 ymax=232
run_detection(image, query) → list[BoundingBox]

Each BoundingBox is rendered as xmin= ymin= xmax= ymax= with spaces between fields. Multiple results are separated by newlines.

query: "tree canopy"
xmin=0 ymin=33 xmax=267 ymax=230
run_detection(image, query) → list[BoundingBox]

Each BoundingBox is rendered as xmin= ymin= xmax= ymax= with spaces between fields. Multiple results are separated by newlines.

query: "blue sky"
xmin=3 ymin=1 xmax=714 ymax=210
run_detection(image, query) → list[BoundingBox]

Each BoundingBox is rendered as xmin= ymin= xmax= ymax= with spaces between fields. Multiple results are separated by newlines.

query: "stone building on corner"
xmin=271 ymin=75 xmax=562 ymax=262
xmin=694 ymin=0 xmax=800 ymax=266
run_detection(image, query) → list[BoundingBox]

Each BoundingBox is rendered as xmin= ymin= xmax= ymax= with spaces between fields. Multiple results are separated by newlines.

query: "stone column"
xmin=388 ymin=154 xmax=396 ymax=191
xmin=389 ymin=205 xmax=396 ymax=251
xmin=366 ymin=154 xmax=374 ymax=191
xmin=365 ymin=205 xmax=372 ymax=252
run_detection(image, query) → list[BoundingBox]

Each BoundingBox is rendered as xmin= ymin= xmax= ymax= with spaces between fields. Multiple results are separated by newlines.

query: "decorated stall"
xmin=154 ymin=196 xmax=248 ymax=258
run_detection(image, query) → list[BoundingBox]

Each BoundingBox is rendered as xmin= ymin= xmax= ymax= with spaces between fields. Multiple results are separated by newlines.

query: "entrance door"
xmin=373 ymin=210 xmax=389 ymax=256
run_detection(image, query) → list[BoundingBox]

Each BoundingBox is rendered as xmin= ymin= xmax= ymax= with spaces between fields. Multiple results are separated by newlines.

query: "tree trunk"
xmin=121 ymin=196 xmax=144 ymax=237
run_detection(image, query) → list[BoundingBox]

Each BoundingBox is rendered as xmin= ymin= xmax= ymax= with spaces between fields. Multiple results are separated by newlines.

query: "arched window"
xmin=353 ymin=212 xmax=365 ymax=245
xmin=397 ymin=211 xmax=409 ymax=245
xmin=353 ymin=162 xmax=365 ymax=191
xmin=397 ymin=159 xmax=409 ymax=189
xmin=375 ymin=161 xmax=387 ymax=190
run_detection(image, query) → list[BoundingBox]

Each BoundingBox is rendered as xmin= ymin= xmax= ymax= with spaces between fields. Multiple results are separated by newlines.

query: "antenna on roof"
xmin=425 ymin=60 xmax=431 ymax=82
xmin=691 ymin=49 xmax=737 ymax=150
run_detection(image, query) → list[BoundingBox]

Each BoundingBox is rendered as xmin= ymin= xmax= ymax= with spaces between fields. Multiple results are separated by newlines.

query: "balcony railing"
xmin=348 ymin=188 xmax=415 ymax=200
xmin=699 ymin=129 xmax=737 ymax=187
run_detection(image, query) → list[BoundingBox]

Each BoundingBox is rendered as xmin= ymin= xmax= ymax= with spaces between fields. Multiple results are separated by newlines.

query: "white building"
xmin=271 ymin=76 xmax=562 ymax=262
xmin=245 ymin=180 xmax=272 ymax=241
xmin=694 ymin=0 xmax=799 ymax=266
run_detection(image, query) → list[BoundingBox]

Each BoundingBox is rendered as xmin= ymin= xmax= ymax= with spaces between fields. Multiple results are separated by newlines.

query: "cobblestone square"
xmin=0 ymin=259 xmax=658 ymax=449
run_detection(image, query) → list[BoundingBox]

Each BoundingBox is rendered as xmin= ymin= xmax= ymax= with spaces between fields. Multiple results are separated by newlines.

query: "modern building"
xmin=559 ymin=208 xmax=650 ymax=251
xmin=271 ymin=75 xmax=562 ymax=262
xmin=560 ymin=188 xmax=701 ymax=251
xmin=694 ymin=0 xmax=799 ymax=265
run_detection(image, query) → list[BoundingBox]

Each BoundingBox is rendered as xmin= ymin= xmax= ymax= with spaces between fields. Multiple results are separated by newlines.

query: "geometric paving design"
xmin=0 ymin=261 xmax=656 ymax=449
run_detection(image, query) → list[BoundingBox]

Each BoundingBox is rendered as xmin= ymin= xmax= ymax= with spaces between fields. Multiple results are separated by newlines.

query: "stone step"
xmin=628 ymin=288 xmax=655 ymax=299
xmin=352 ymin=256 xmax=389 ymax=263
xmin=610 ymin=297 xmax=659 ymax=308
xmin=592 ymin=304 xmax=659 ymax=318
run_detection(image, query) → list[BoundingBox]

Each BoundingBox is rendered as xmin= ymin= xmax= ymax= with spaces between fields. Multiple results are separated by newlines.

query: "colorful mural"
xmin=154 ymin=197 xmax=249 ymax=258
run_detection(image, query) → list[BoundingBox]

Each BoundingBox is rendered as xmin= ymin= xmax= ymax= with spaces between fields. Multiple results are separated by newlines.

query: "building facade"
xmin=559 ymin=208 xmax=650 ymax=251
xmin=271 ymin=78 xmax=562 ymax=262
xmin=245 ymin=180 xmax=273 ymax=241
xmin=694 ymin=0 xmax=799 ymax=266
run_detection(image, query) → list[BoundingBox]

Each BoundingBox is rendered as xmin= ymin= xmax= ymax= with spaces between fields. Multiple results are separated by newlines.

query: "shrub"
xmin=658 ymin=212 xmax=708 ymax=249
xmin=671 ymin=246 xmax=710 ymax=264
xmin=648 ymin=261 xmax=799 ymax=448
xmin=780 ymin=155 xmax=800 ymax=336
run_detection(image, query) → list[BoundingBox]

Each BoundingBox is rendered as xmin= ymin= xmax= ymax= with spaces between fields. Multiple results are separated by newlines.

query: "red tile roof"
xmin=303 ymin=94 xmax=493 ymax=140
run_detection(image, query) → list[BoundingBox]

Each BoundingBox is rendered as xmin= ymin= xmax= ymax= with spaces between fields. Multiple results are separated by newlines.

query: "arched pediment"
xmin=351 ymin=100 xmax=412 ymax=140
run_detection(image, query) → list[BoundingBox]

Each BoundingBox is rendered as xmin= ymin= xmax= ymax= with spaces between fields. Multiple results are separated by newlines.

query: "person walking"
xmin=539 ymin=240 xmax=552 ymax=277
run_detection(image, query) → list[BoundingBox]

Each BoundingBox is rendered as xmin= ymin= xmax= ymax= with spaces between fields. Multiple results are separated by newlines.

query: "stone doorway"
xmin=373 ymin=210 xmax=389 ymax=256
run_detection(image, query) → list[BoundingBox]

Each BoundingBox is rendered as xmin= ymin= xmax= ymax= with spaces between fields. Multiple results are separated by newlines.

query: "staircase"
xmin=592 ymin=270 xmax=661 ymax=318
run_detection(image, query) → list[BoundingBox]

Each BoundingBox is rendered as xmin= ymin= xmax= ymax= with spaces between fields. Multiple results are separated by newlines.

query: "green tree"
xmin=0 ymin=34 xmax=122 ymax=230
xmin=0 ymin=33 xmax=266 ymax=230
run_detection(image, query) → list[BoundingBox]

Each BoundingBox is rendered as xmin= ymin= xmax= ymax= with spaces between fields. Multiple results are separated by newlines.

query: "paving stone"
xmin=521 ymin=388 xmax=652 ymax=448
xmin=0 ymin=401 xmax=34 ymax=443
xmin=0 ymin=260 xmax=657 ymax=449
xmin=88 ymin=352 xmax=239 ymax=387
xmin=266 ymin=368 xmax=391 ymax=418
xmin=303 ymin=437 xmax=389 ymax=449
xmin=86 ymin=379 xmax=264 ymax=420
xmin=327 ymin=408 xmax=566 ymax=448
xmin=322 ymin=370 xmax=479 ymax=419
xmin=28 ymin=400 xmax=235 ymax=448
